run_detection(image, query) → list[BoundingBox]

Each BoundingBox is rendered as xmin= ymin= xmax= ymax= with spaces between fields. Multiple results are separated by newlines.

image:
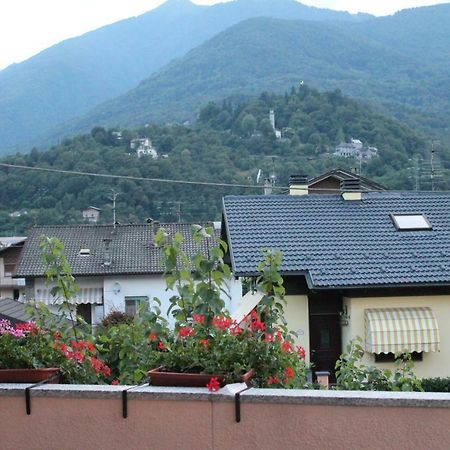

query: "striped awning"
xmin=35 ymin=287 xmax=103 ymax=305
xmin=365 ymin=307 xmax=440 ymax=354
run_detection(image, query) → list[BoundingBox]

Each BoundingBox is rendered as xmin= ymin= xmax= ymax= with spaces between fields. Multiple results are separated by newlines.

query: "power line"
xmin=0 ymin=162 xmax=447 ymax=194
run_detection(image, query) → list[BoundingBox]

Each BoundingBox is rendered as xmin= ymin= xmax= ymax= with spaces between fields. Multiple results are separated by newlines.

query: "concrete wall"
xmin=343 ymin=295 xmax=450 ymax=378
xmin=284 ymin=294 xmax=310 ymax=363
xmin=0 ymin=385 xmax=449 ymax=450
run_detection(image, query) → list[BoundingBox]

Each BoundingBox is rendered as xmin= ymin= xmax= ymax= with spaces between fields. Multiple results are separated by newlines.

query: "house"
xmin=334 ymin=139 xmax=378 ymax=160
xmin=0 ymin=237 xmax=26 ymax=300
xmin=82 ymin=206 xmax=101 ymax=223
xmin=287 ymin=169 xmax=386 ymax=196
xmin=14 ymin=224 xmax=242 ymax=326
xmin=130 ymin=138 xmax=158 ymax=159
xmin=222 ymin=179 xmax=450 ymax=379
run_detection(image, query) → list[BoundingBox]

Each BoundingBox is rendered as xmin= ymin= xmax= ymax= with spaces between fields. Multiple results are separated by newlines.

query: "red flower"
xmin=284 ymin=367 xmax=295 ymax=381
xmin=276 ymin=330 xmax=283 ymax=342
xmin=282 ymin=341 xmax=293 ymax=353
xmin=74 ymin=351 xmax=84 ymax=363
xmin=86 ymin=341 xmax=96 ymax=353
xmin=212 ymin=316 xmax=233 ymax=331
xmin=178 ymin=326 xmax=195 ymax=339
xmin=199 ymin=339 xmax=209 ymax=348
xmin=157 ymin=341 xmax=166 ymax=351
xmin=231 ymin=325 xmax=243 ymax=336
xmin=149 ymin=331 xmax=158 ymax=342
xmin=54 ymin=331 xmax=62 ymax=340
xmin=296 ymin=345 xmax=306 ymax=360
xmin=60 ymin=343 xmax=68 ymax=353
xmin=193 ymin=314 xmax=206 ymax=325
xmin=111 ymin=379 xmax=120 ymax=385
xmin=90 ymin=356 xmax=103 ymax=373
xmin=264 ymin=333 xmax=274 ymax=342
xmin=102 ymin=364 xmax=111 ymax=377
xmin=268 ymin=375 xmax=280 ymax=385
xmin=206 ymin=377 xmax=221 ymax=392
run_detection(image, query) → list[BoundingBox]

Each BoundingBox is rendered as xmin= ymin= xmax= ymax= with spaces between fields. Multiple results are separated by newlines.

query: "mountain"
xmin=54 ymin=10 xmax=450 ymax=141
xmin=0 ymin=85 xmax=431 ymax=235
xmin=0 ymin=0 xmax=370 ymax=154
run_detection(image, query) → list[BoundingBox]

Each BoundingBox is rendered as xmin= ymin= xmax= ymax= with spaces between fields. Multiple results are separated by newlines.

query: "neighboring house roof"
xmin=0 ymin=298 xmax=31 ymax=324
xmin=222 ymin=192 xmax=450 ymax=289
xmin=0 ymin=237 xmax=27 ymax=251
xmin=15 ymin=223 xmax=216 ymax=278
xmin=308 ymin=169 xmax=386 ymax=192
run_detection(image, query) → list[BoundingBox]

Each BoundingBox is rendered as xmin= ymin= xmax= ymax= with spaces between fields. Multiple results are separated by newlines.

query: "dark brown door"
xmin=309 ymin=314 xmax=341 ymax=382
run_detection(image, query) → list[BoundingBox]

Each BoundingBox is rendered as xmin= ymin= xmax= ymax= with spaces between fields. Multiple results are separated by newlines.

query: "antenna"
xmin=107 ymin=189 xmax=120 ymax=229
xmin=256 ymin=169 xmax=262 ymax=184
xmin=421 ymin=141 xmax=443 ymax=191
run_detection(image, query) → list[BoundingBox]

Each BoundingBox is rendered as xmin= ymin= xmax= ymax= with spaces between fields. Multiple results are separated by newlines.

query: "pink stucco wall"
xmin=1 ymin=387 xmax=449 ymax=450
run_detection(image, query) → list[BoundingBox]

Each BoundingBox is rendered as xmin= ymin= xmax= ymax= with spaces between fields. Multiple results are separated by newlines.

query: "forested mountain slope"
xmin=55 ymin=14 xmax=450 ymax=143
xmin=0 ymin=0 xmax=369 ymax=154
xmin=0 ymin=85 xmax=432 ymax=235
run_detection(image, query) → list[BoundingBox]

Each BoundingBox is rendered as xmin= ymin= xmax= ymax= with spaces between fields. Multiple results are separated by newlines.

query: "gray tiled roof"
xmin=15 ymin=223 xmax=216 ymax=277
xmin=223 ymin=192 xmax=450 ymax=288
xmin=0 ymin=298 xmax=31 ymax=323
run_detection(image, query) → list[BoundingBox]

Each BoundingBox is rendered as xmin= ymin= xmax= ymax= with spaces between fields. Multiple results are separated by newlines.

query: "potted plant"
xmin=0 ymin=316 xmax=112 ymax=384
xmin=0 ymin=319 xmax=60 ymax=383
xmin=144 ymin=226 xmax=308 ymax=391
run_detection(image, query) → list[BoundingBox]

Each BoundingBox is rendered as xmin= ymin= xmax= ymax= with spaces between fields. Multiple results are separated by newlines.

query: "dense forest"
xmin=0 ymin=85 xmax=445 ymax=235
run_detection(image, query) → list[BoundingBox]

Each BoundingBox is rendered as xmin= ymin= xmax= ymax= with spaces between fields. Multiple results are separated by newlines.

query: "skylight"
xmin=391 ymin=214 xmax=432 ymax=231
xmin=79 ymin=248 xmax=91 ymax=256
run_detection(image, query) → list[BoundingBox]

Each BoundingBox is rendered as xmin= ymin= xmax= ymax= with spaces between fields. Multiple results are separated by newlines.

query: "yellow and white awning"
xmin=365 ymin=307 xmax=440 ymax=354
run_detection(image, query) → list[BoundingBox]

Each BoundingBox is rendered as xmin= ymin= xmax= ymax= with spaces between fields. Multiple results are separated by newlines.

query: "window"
xmin=125 ymin=296 xmax=149 ymax=316
xmin=79 ymin=248 xmax=91 ymax=256
xmin=390 ymin=213 xmax=432 ymax=231
xmin=374 ymin=352 xmax=423 ymax=363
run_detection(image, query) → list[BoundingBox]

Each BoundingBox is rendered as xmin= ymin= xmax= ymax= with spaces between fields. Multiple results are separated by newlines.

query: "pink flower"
xmin=206 ymin=377 xmax=221 ymax=392
xmin=264 ymin=333 xmax=274 ymax=342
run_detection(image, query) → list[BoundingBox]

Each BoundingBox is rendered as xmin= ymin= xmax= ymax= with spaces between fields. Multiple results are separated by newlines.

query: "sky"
xmin=0 ymin=0 xmax=448 ymax=70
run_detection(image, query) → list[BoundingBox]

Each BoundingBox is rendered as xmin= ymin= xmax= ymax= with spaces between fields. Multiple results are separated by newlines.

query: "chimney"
xmin=289 ymin=174 xmax=308 ymax=196
xmin=340 ymin=178 xmax=362 ymax=201
xmin=103 ymin=238 xmax=112 ymax=266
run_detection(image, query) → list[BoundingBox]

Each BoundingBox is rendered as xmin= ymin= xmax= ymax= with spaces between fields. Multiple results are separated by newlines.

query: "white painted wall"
xmin=28 ymin=275 xmax=242 ymax=327
xmin=103 ymin=275 xmax=242 ymax=327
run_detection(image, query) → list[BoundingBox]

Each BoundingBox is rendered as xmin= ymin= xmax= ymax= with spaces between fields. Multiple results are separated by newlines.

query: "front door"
xmin=309 ymin=295 xmax=342 ymax=383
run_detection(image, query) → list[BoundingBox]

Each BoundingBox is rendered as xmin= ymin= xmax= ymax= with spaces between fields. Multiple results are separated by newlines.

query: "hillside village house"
xmin=222 ymin=177 xmax=450 ymax=380
xmin=14 ymin=223 xmax=242 ymax=326
xmin=0 ymin=237 xmax=26 ymax=301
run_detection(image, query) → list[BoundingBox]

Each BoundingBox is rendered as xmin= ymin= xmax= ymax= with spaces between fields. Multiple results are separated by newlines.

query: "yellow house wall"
xmin=284 ymin=295 xmax=310 ymax=364
xmin=344 ymin=295 xmax=450 ymax=378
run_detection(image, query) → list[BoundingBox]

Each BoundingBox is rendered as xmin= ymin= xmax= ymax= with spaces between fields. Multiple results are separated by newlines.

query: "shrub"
xmin=101 ymin=311 xmax=134 ymax=328
xmin=335 ymin=338 xmax=423 ymax=392
xmin=421 ymin=377 xmax=450 ymax=392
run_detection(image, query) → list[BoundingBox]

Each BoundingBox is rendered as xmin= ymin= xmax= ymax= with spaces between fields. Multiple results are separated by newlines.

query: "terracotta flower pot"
xmin=0 ymin=368 xmax=60 ymax=383
xmin=148 ymin=367 xmax=254 ymax=387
